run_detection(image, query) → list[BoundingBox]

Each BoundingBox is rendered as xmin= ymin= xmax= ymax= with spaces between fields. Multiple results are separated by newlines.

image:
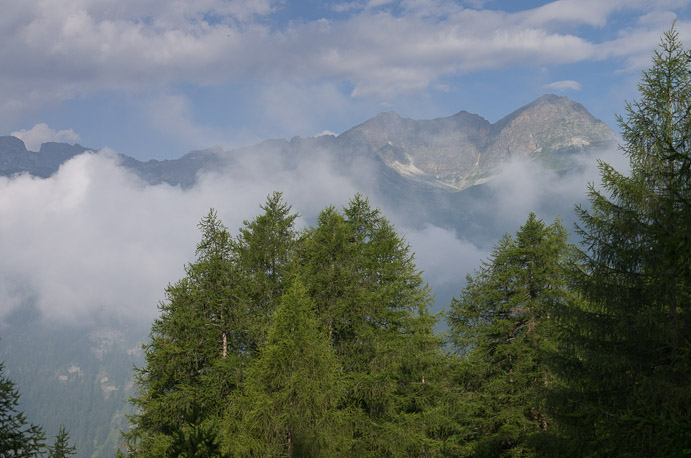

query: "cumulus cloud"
xmin=545 ymin=80 xmax=582 ymax=91
xmin=485 ymin=145 xmax=629 ymax=227
xmin=0 ymin=145 xmax=364 ymax=324
xmin=0 ymin=134 xmax=512 ymax=324
xmin=10 ymin=123 xmax=81 ymax=151
xmin=1 ymin=0 xmax=686 ymax=130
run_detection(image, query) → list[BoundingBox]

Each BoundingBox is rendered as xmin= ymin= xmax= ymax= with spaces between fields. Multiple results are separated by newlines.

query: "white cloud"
xmin=545 ymin=80 xmax=582 ymax=91
xmin=367 ymin=0 xmax=396 ymax=9
xmin=405 ymin=225 xmax=489 ymax=287
xmin=0 ymin=152 xmax=196 ymax=324
xmin=0 ymin=0 xmax=689 ymax=131
xmin=486 ymin=146 xmax=628 ymax=225
xmin=0 ymin=135 xmax=502 ymax=323
xmin=11 ymin=123 xmax=81 ymax=151
xmin=593 ymin=18 xmax=691 ymax=71
xmin=0 ymin=144 xmax=365 ymax=324
xmin=520 ymin=0 xmax=631 ymax=28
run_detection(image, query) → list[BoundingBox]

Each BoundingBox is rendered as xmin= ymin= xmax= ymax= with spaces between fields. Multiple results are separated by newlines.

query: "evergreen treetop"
xmin=448 ymin=214 xmax=572 ymax=456
xmin=557 ymin=24 xmax=691 ymax=456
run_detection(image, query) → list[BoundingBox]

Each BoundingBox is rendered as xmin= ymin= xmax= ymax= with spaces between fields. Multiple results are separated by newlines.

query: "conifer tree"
xmin=299 ymin=195 xmax=453 ymax=456
xmin=224 ymin=278 xmax=343 ymax=457
xmin=554 ymin=26 xmax=691 ymax=456
xmin=233 ymin=191 xmax=299 ymax=353
xmin=125 ymin=194 xmax=299 ymax=457
xmin=124 ymin=210 xmax=236 ymax=457
xmin=47 ymin=426 xmax=76 ymax=458
xmin=447 ymin=214 xmax=571 ymax=457
xmin=0 ymin=363 xmax=46 ymax=457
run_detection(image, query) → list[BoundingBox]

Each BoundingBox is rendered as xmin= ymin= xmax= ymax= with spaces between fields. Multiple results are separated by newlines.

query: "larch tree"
xmin=447 ymin=214 xmax=572 ymax=457
xmin=232 ymin=191 xmax=299 ymax=354
xmin=0 ymin=363 xmax=46 ymax=458
xmin=124 ymin=193 xmax=300 ymax=457
xmin=553 ymin=25 xmax=691 ymax=456
xmin=299 ymin=195 xmax=454 ymax=456
xmin=223 ymin=278 xmax=343 ymax=457
xmin=124 ymin=210 xmax=237 ymax=457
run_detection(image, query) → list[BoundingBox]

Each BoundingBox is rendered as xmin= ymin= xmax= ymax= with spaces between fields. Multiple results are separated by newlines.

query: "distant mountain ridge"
xmin=1 ymin=94 xmax=617 ymax=191
xmin=341 ymin=94 xmax=616 ymax=189
xmin=0 ymin=136 xmax=90 ymax=178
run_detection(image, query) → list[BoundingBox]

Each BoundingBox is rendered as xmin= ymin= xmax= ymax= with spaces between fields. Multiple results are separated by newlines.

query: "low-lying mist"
xmin=0 ymin=143 xmax=627 ymax=326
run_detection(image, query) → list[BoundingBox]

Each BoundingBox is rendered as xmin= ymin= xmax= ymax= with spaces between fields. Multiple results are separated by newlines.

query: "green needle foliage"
xmin=447 ymin=214 xmax=572 ymax=457
xmin=124 ymin=194 xmax=453 ymax=457
xmin=299 ymin=195 xmax=454 ymax=456
xmin=553 ymin=25 xmax=691 ymax=457
xmin=1 ymin=365 xmax=76 ymax=458
xmin=124 ymin=193 xmax=299 ymax=457
xmin=0 ymin=363 xmax=46 ymax=457
xmin=47 ymin=426 xmax=77 ymax=458
xmin=224 ymin=278 xmax=342 ymax=457
xmin=115 ymin=27 xmax=691 ymax=458
xmin=233 ymin=192 xmax=299 ymax=353
xmin=124 ymin=210 xmax=236 ymax=457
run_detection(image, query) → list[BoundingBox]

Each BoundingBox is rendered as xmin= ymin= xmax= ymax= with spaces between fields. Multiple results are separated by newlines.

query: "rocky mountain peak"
xmin=0 ymin=135 xmax=28 ymax=152
xmin=342 ymin=95 xmax=617 ymax=190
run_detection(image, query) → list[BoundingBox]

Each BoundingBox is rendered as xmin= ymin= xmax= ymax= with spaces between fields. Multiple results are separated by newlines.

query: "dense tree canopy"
xmin=124 ymin=194 xmax=456 ymax=457
xmin=299 ymin=195 xmax=453 ymax=456
xmin=224 ymin=278 xmax=342 ymax=457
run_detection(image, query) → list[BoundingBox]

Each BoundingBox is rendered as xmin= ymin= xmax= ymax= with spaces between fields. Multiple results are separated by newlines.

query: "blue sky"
xmin=3 ymin=0 xmax=691 ymax=160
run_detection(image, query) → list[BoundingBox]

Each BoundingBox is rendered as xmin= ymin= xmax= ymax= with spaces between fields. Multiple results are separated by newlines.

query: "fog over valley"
xmin=0 ymin=132 xmax=626 ymax=325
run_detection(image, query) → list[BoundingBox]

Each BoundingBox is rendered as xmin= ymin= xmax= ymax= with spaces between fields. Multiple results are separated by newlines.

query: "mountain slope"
xmin=340 ymin=94 xmax=617 ymax=190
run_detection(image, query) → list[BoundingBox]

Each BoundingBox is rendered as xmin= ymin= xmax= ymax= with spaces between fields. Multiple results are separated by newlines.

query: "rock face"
xmin=341 ymin=94 xmax=617 ymax=190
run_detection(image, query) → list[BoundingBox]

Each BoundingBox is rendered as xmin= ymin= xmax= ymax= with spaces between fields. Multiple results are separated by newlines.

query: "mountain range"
xmin=1 ymin=94 xmax=616 ymax=191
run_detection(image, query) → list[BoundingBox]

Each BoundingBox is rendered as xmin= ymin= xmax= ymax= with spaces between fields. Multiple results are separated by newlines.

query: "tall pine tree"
xmin=553 ymin=25 xmax=691 ymax=456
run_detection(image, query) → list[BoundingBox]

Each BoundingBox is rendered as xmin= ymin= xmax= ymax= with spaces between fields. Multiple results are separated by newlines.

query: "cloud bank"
xmin=0 ymin=133 xmax=629 ymax=326
xmin=0 ymin=146 xmax=365 ymax=325
xmin=1 ymin=0 xmax=687 ymax=130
